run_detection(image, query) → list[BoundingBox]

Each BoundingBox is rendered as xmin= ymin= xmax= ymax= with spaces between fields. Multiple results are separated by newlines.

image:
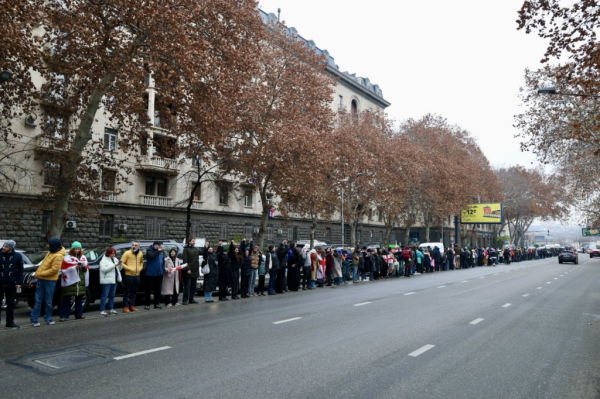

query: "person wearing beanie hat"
xmin=31 ymin=238 xmax=65 ymax=327
xmin=71 ymin=241 xmax=82 ymax=249
xmin=1 ymin=239 xmax=23 ymax=328
xmin=59 ymin=241 xmax=89 ymax=321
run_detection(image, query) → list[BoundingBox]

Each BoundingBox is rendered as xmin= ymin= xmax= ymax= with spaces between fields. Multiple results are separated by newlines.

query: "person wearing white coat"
xmin=99 ymin=247 xmax=122 ymax=316
xmin=161 ymin=249 xmax=181 ymax=307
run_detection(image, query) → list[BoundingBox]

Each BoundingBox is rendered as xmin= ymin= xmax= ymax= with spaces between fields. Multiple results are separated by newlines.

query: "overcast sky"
xmin=257 ymin=0 xmax=552 ymax=169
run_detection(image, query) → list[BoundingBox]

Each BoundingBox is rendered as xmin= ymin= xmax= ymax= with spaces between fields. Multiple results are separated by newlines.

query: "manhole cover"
xmin=33 ymin=349 xmax=104 ymax=369
xmin=6 ymin=344 xmax=128 ymax=375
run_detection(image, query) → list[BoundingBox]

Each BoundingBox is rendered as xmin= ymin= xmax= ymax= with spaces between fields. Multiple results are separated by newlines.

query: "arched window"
xmin=351 ymin=99 xmax=358 ymax=117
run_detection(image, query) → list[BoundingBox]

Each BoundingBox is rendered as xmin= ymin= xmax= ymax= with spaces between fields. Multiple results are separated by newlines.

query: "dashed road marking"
xmin=547 ymin=282 xmax=551 ymax=284
xmin=273 ymin=317 xmax=302 ymax=325
xmin=523 ymin=294 xmax=530 ymax=297
xmin=437 ymin=286 xmax=446 ymax=288
xmin=537 ymin=287 xmax=542 ymax=289
xmin=409 ymin=344 xmax=435 ymax=357
xmin=404 ymin=292 xmax=416 ymax=296
xmin=354 ymin=302 xmax=371 ymax=307
xmin=461 ymin=281 xmax=468 ymax=283
xmin=114 ymin=346 xmax=171 ymax=361
xmin=470 ymin=318 xmax=484 ymax=325
xmin=502 ymin=303 xmax=512 ymax=308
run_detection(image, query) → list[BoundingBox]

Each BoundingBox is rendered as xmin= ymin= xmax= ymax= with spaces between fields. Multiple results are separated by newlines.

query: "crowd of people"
xmin=0 ymin=237 xmax=558 ymax=329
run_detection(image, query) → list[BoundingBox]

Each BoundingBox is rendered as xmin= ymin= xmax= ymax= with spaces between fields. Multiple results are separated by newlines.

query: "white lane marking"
xmin=437 ymin=286 xmax=446 ymax=288
xmin=354 ymin=302 xmax=371 ymax=307
xmin=494 ymin=274 xmax=499 ymax=275
xmin=554 ymin=278 xmax=558 ymax=280
xmin=114 ymin=346 xmax=172 ymax=360
xmin=273 ymin=317 xmax=302 ymax=325
xmin=560 ymin=275 xmax=563 ymax=276
xmin=408 ymin=344 xmax=436 ymax=357
xmin=537 ymin=287 xmax=542 ymax=289
xmin=502 ymin=303 xmax=512 ymax=308
xmin=523 ymin=294 xmax=530 ymax=297
xmin=404 ymin=292 xmax=416 ymax=296
xmin=480 ymin=277 xmax=485 ymax=279
xmin=461 ymin=280 xmax=468 ymax=283
xmin=547 ymin=282 xmax=551 ymax=284
xmin=470 ymin=318 xmax=484 ymax=325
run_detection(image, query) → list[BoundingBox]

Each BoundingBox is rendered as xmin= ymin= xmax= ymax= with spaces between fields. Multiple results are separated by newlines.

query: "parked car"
xmin=418 ymin=242 xmax=445 ymax=253
xmin=589 ymin=245 xmax=600 ymax=258
xmin=16 ymin=240 xmax=184 ymax=313
xmin=559 ymin=251 xmax=578 ymax=264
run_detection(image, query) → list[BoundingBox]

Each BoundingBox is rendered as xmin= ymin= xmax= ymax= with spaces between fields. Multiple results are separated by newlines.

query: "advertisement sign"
xmin=460 ymin=203 xmax=503 ymax=224
xmin=582 ymin=228 xmax=600 ymax=237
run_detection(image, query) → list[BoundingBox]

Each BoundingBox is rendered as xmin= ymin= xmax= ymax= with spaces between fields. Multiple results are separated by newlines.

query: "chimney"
xmin=278 ymin=8 xmax=281 ymax=22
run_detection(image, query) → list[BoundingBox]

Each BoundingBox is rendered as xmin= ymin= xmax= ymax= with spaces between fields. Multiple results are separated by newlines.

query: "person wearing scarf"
xmin=161 ymin=248 xmax=181 ymax=307
xmin=59 ymin=241 xmax=89 ymax=322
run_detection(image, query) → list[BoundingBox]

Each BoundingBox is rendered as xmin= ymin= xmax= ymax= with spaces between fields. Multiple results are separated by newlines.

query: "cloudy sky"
xmin=257 ymin=0 xmax=552 ymax=168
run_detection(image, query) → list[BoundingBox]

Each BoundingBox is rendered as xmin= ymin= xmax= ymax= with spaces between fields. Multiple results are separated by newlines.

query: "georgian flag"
xmin=268 ymin=208 xmax=275 ymax=218
xmin=60 ymin=255 xmax=89 ymax=287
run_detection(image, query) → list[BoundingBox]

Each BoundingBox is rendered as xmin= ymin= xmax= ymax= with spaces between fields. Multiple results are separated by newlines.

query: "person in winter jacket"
xmin=301 ymin=247 xmax=312 ymax=290
xmin=415 ymin=248 xmax=424 ymax=274
xmin=351 ymin=247 xmax=361 ymax=282
xmin=120 ymin=241 xmax=143 ymax=313
xmin=59 ymin=241 xmax=89 ymax=321
xmin=202 ymin=242 xmax=218 ymax=302
xmin=287 ymin=243 xmax=300 ymax=291
xmin=144 ymin=241 xmax=164 ymax=310
xmin=99 ymin=247 xmax=122 ymax=316
xmin=31 ymin=237 xmax=65 ymax=327
xmin=401 ymin=246 xmax=412 ymax=277
xmin=229 ymin=241 xmax=242 ymax=300
xmin=216 ymin=242 xmax=231 ymax=301
xmin=325 ymin=247 xmax=334 ymax=286
xmin=161 ymin=248 xmax=181 ymax=307
xmin=182 ymin=238 xmax=200 ymax=305
xmin=275 ymin=241 xmax=288 ymax=294
xmin=266 ymin=245 xmax=279 ymax=295
xmin=332 ymin=250 xmax=343 ymax=286
xmin=255 ymin=246 xmax=266 ymax=296
xmin=310 ymin=249 xmax=319 ymax=288
xmin=0 ymin=240 xmax=23 ymax=328
xmin=240 ymin=247 xmax=251 ymax=299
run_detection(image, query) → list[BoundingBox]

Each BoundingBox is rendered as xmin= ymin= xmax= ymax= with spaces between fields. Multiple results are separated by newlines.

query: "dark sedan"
xmin=16 ymin=240 xmax=184 ymax=312
xmin=559 ymin=251 xmax=578 ymax=264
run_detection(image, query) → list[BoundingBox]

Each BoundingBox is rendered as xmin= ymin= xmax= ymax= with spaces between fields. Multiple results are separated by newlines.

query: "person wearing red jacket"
xmin=401 ymin=246 xmax=412 ymax=277
xmin=325 ymin=247 xmax=334 ymax=286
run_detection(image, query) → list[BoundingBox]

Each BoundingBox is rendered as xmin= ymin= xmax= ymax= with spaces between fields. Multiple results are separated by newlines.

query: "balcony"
xmin=102 ymin=193 xmax=119 ymax=202
xmin=136 ymin=155 xmax=180 ymax=175
xmin=140 ymin=195 xmax=172 ymax=207
xmin=34 ymin=134 xmax=63 ymax=154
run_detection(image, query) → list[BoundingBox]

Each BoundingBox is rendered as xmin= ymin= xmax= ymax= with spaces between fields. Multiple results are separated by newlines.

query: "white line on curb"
xmin=409 ymin=344 xmax=435 ymax=357
xmin=114 ymin=346 xmax=171 ymax=360
xmin=470 ymin=318 xmax=484 ymax=325
xmin=502 ymin=303 xmax=512 ymax=308
xmin=354 ymin=302 xmax=371 ymax=307
xmin=404 ymin=292 xmax=416 ymax=296
xmin=273 ymin=317 xmax=302 ymax=325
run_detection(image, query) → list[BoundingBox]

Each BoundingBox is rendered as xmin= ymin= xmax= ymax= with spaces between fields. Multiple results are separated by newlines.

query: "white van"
xmin=418 ymin=242 xmax=445 ymax=253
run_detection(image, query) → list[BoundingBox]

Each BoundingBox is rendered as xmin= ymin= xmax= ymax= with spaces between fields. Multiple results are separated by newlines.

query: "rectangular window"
xmin=145 ymin=217 xmax=166 ymax=239
xmin=244 ymin=189 xmax=253 ymax=208
xmin=287 ymin=228 xmax=293 ymax=241
xmin=145 ymin=177 xmax=155 ymax=196
xmin=98 ymin=215 xmax=113 ymax=237
xmin=145 ymin=217 xmax=154 ymax=238
xmin=339 ymin=95 xmax=343 ymax=107
xmin=43 ymin=161 xmax=60 ymax=186
xmin=156 ymin=217 xmax=166 ymax=238
xmin=190 ymin=183 xmax=201 ymax=201
xmin=41 ymin=210 xmax=53 ymax=235
xmin=45 ymin=115 xmax=65 ymax=139
xmin=266 ymin=193 xmax=273 ymax=206
xmin=219 ymin=186 xmax=228 ymax=205
xmin=220 ymin=222 xmax=227 ymax=239
xmin=104 ymin=128 xmax=117 ymax=151
xmin=245 ymin=225 xmax=253 ymax=238
xmin=267 ymin=227 xmax=273 ymax=241
xmin=293 ymin=226 xmax=299 ymax=241
xmin=410 ymin=231 xmax=420 ymax=243
xmin=156 ymin=178 xmax=167 ymax=197
xmin=101 ymin=170 xmax=116 ymax=191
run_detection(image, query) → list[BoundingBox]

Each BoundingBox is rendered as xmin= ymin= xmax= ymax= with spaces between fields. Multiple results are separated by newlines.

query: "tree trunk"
xmin=47 ymin=73 xmax=113 ymax=240
xmin=350 ymin=220 xmax=357 ymax=248
xmin=404 ymin=226 xmax=410 ymax=246
xmin=256 ymin=201 xmax=269 ymax=250
xmin=425 ymin=223 xmax=430 ymax=243
xmin=383 ymin=223 xmax=392 ymax=247
xmin=309 ymin=219 xmax=317 ymax=249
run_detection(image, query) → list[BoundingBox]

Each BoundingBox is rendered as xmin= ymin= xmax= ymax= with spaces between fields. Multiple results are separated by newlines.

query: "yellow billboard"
xmin=460 ymin=203 xmax=503 ymax=224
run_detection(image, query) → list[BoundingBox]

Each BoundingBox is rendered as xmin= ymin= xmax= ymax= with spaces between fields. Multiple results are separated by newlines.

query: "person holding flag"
xmin=59 ymin=242 xmax=89 ymax=322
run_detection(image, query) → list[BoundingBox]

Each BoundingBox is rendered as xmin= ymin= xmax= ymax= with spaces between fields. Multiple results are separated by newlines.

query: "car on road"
xmin=588 ymin=245 xmax=600 ymax=258
xmin=16 ymin=240 xmax=184 ymax=313
xmin=559 ymin=251 xmax=578 ymax=264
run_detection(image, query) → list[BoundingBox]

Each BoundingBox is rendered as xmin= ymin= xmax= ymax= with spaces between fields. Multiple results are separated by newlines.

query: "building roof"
xmin=257 ymin=9 xmax=386 ymax=101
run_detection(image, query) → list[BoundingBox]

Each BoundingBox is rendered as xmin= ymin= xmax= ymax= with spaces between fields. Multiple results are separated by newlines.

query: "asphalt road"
xmin=1 ymin=256 xmax=600 ymax=399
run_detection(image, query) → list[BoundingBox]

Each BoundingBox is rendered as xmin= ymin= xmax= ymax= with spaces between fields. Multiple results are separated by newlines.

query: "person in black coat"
xmin=265 ymin=245 xmax=280 ymax=295
xmin=216 ymin=242 xmax=231 ymax=301
xmin=202 ymin=242 xmax=218 ymax=303
xmin=228 ymin=240 xmax=242 ymax=300
xmin=0 ymin=240 xmax=23 ymax=328
xmin=240 ymin=242 xmax=251 ymax=298
xmin=275 ymin=240 xmax=288 ymax=293
xmin=287 ymin=243 xmax=301 ymax=292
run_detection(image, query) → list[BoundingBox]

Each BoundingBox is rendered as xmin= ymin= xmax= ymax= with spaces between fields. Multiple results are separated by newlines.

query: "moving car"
xmin=559 ymin=251 xmax=578 ymax=264
xmin=16 ymin=240 xmax=184 ymax=312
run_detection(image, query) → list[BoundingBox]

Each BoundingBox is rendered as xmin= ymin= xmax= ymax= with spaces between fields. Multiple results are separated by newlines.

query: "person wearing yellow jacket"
xmin=31 ymin=238 xmax=65 ymax=327
xmin=120 ymin=241 xmax=143 ymax=313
